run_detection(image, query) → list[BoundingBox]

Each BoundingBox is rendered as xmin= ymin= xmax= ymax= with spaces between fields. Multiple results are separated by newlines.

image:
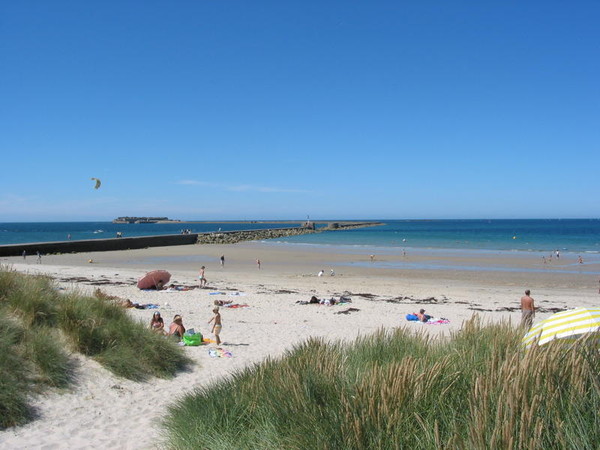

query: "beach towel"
xmin=224 ymin=303 xmax=249 ymax=308
xmin=208 ymin=348 xmax=232 ymax=358
xmin=209 ymin=292 xmax=224 ymax=295
xmin=425 ymin=318 xmax=450 ymax=325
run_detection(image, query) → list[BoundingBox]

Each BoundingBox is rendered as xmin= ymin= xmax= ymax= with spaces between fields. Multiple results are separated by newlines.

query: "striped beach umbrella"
xmin=522 ymin=307 xmax=600 ymax=348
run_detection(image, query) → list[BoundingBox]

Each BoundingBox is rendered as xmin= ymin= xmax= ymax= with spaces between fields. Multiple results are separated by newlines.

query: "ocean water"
xmin=272 ymin=219 xmax=600 ymax=254
xmin=0 ymin=222 xmax=305 ymax=246
xmin=1 ymin=220 xmax=599 ymax=254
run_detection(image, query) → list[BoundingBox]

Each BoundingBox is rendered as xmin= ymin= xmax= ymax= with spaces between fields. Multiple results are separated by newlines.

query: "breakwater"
xmin=197 ymin=226 xmax=317 ymax=244
xmin=0 ymin=222 xmax=384 ymax=257
xmin=0 ymin=234 xmax=199 ymax=257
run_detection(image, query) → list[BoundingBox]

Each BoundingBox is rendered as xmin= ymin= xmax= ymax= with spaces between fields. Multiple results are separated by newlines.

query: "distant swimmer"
xmin=542 ymin=256 xmax=546 ymax=264
xmin=578 ymin=256 xmax=583 ymax=264
xmin=556 ymin=250 xmax=560 ymax=259
xmin=370 ymin=255 xmax=375 ymax=262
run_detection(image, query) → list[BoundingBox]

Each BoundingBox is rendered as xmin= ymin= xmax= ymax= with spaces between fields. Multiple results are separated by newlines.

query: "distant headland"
xmin=112 ymin=217 xmax=179 ymax=224
xmin=112 ymin=217 xmax=385 ymax=227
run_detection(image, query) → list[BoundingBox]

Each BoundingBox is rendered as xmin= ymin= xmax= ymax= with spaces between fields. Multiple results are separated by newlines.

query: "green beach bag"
xmin=182 ymin=332 xmax=202 ymax=346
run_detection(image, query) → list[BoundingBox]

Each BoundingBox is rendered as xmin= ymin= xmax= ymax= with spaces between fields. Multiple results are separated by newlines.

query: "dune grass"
xmin=164 ymin=318 xmax=600 ymax=449
xmin=0 ymin=266 xmax=191 ymax=429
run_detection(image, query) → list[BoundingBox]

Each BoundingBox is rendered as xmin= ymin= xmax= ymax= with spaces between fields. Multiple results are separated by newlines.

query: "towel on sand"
xmin=208 ymin=348 xmax=232 ymax=358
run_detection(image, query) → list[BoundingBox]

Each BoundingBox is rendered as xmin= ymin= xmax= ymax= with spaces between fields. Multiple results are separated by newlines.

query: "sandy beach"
xmin=1 ymin=242 xmax=599 ymax=449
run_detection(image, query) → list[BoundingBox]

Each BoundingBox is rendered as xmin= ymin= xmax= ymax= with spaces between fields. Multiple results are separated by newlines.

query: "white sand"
xmin=1 ymin=242 xmax=598 ymax=449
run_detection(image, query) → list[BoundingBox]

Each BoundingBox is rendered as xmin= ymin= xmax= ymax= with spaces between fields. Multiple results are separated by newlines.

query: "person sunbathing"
xmin=150 ymin=312 xmax=165 ymax=333
xmin=169 ymin=315 xmax=186 ymax=339
xmin=415 ymin=309 xmax=430 ymax=322
xmin=214 ymin=299 xmax=233 ymax=306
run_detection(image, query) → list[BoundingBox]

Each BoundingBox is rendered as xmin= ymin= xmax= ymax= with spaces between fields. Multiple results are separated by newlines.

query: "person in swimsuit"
xmin=169 ymin=315 xmax=186 ymax=340
xmin=149 ymin=312 xmax=165 ymax=333
xmin=198 ymin=266 xmax=207 ymax=288
xmin=520 ymin=290 xmax=535 ymax=329
xmin=208 ymin=307 xmax=222 ymax=345
xmin=415 ymin=309 xmax=430 ymax=322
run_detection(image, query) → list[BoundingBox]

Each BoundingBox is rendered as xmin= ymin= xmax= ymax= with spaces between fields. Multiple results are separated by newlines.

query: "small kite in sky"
xmin=91 ymin=178 xmax=101 ymax=189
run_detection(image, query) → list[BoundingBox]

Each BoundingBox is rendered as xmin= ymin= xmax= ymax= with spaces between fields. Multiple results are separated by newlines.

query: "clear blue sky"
xmin=1 ymin=1 xmax=599 ymax=221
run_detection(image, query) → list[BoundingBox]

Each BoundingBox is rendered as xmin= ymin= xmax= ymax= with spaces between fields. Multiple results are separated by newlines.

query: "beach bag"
xmin=182 ymin=332 xmax=202 ymax=346
xmin=406 ymin=314 xmax=418 ymax=321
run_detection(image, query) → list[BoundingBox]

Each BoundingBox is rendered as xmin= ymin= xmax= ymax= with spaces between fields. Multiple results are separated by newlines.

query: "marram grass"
xmin=164 ymin=318 xmax=600 ymax=449
xmin=0 ymin=266 xmax=191 ymax=429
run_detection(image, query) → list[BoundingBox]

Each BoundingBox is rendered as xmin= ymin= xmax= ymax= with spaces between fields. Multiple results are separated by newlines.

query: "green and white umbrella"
xmin=522 ymin=307 xmax=600 ymax=348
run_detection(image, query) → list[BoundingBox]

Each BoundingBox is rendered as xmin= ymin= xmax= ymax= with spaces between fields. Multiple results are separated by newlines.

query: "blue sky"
xmin=1 ymin=1 xmax=598 ymax=221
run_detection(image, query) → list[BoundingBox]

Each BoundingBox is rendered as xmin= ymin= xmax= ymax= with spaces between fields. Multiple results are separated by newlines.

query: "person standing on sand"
xmin=520 ymin=290 xmax=535 ymax=329
xmin=220 ymin=255 xmax=225 ymax=268
xmin=198 ymin=266 xmax=207 ymax=288
xmin=256 ymin=259 xmax=261 ymax=270
xmin=208 ymin=307 xmax=222 ymax=345
xmin=37 ymin=251 xmax=42 ymax=264
xmin=22 ymin=250 xmax=26 ymax=260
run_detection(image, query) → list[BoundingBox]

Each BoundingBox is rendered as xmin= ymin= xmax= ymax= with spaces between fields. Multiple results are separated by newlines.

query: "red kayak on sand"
xmin=137 ymin=270 xmax=171 ymax=289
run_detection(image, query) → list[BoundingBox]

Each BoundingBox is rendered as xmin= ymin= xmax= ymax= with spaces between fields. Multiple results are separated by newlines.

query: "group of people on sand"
xmin=149 ymin=308 xmax=222 ymax=345
xmin=410 ymin=289 xmax=537 ymax=327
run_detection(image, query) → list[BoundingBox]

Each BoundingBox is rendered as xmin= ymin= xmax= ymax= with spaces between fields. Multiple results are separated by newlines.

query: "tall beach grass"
xmin=164 ymin=318 xmax=600 ymax=449
xmin=0 ymin=266 xmax=191 ymax=429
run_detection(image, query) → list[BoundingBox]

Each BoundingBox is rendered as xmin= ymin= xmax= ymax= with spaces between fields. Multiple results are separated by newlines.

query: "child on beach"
xmin=198 ymin=266 xmax=207 ymax=288
xmin=208 ymin=307 xmax=222 ymax=345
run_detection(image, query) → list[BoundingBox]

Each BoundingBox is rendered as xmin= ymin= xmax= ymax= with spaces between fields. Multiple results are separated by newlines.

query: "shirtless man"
xmin=415 ymin=308 xmax=428 ymax=323
xmin=520 ymin=290 xmax=535 ymax=329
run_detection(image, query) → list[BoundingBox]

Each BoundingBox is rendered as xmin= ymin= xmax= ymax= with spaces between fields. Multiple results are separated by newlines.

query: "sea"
xmin=1 ymin=219 xmax=599 ymax=254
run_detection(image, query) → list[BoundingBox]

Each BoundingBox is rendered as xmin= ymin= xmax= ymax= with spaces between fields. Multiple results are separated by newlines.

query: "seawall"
xmin=0 ymin=234 xmax=199 ymax=257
